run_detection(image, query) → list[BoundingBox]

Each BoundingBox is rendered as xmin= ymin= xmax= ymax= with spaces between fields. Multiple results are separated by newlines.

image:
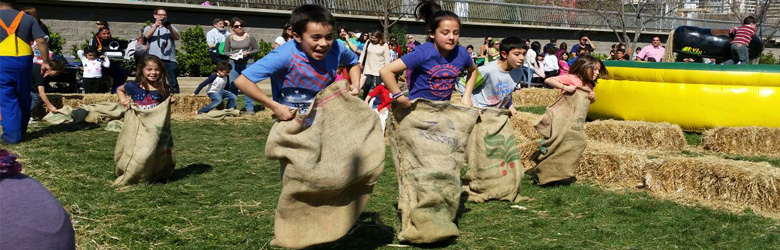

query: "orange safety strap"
xmin=0 ymin=11 xmax=25 ymax=55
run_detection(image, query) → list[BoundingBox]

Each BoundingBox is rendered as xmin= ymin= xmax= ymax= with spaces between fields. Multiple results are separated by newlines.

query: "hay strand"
xmin=702 ymin=127 xmax=780 ymax=158
xmin=510 ymin=112 xmax=542 ymax=141
xmin=576 ymin=142 xmax=649 ymax=188
xmin=584 ymin=120 xmax=686 ymax=152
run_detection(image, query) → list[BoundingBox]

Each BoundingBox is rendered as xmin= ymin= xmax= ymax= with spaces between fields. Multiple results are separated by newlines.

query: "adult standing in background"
xmin=0 ymin=0 xmax=50 ymax=144
xmin=358 ymin=31 xmax=390 ymax=98
xmin=636 ymin=36 xmax=665 ymax=62
xmin=272 ymin=23 xmax=291 ymax=49
xmin=89 ymin=27 xmax=127 ymax=93
xmin=523 ymin=39 xmax=537 ymax=85
xmin=570 ymin=34 xmax=595 ymax=55
xmin=143 ymin=7 xmax=180 ymax=93
xmin=206 ymin=18 xmax=229 ymax=64
xmin=223 ymin=17 xmax=260 ymax=115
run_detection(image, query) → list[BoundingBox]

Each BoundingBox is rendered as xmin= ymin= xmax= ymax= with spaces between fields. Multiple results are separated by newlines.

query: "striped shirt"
xmin=731 ymin=25 xmax=756 ymax=45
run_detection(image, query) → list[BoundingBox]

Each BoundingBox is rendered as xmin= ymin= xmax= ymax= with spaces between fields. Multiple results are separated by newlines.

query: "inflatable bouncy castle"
xmin=588 ymin=61 xmax=780 ymax=131
xmin=587 ymin=26 xmax=778 ymax=131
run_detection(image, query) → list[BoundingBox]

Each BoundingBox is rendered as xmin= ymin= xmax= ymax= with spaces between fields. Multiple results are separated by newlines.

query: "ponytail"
xmin=415 ymin=0 xmax=460 ymax=37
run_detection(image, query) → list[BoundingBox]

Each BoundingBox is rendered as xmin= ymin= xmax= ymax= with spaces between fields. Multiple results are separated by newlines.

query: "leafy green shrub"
xmin=178 ymin=26 xmax=214 ymax=77
xmin=758 ymin=51 xmax=778 ymax=64
xmin=254 ymin=39 xmax=273 ymax=60
xmin=389 ymin=25 xmax=408 ymax=53
xmin=48 ymin=32 xmax=65 ymax=55
xmin=591 ymin=53 xmax=610 ymax=61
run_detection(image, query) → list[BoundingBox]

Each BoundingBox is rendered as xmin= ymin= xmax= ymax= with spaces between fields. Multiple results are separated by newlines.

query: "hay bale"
xmin=512 ymin=88 xmax=559 ymax=107
xmin=702 ymin=127 xmax=780 ymax=158
xmin=37 ymin=94 xmax=220 ymax=115
xmin=450 ymin=92 xmax=462 ymax=104
xmin=576 ymin=142 xmax=649 ymax=188
xmin=644 ymin=157 xmax=780 ymax=218
xmin=584 ymin=120 xmax=686 ymax=152
xmin=510 ymin=112 xmax=541 ymax=141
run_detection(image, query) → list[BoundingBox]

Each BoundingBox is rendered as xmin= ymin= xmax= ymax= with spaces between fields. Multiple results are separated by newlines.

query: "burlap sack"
xmin=105 ymin=120 xmax=123 ymax=132
xmin=265 ymin=80 xmax=385 ymax=249
xmin=82 ymin=102 xmax=123 ymax=124
xmin=195 ymin=109 xmax=240 ymax=120
xmin=462 ymin=108 xmax=524 ymax=203
xmin=388 ymin=99 xmax=479 ymax=244
xmin=42 ymin=106 xmax=74 ymax=125
xmin=526 ymin=89 xmax=590 ymax=186
xmin=113 ymin=98 xmax=175 ymax=186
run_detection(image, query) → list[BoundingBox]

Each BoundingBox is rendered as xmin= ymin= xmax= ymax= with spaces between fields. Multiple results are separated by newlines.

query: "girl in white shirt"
xmin=543 ymin=47 xmax=560 ymax=78
xmin=78 ymin=48 xmax=110 ymax=93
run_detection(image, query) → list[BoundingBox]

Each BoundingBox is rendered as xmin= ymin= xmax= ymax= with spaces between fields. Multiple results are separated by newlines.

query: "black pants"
xmin=209 ymin=51 xmax=228 ymax=65
xmin=362 ymin=74 xmax=382 ymax=97
xmin=544 ymin=70 xmax=559 ymax=78
xmin=82 ymin=78 xmax=103 ymax=93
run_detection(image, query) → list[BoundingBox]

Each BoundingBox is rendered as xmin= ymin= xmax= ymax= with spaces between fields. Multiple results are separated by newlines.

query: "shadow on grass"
xmin=25 ymin=122 xmax=101 ymax=141
xmin=309 ymin=212 xmax=395 ymax=250
xmin=167 ymin=164 xmax=213 ymax=182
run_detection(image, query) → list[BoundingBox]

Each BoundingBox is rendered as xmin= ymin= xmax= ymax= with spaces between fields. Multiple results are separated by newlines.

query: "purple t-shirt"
xmin=401 ymin=42 xmax=473 ymax=101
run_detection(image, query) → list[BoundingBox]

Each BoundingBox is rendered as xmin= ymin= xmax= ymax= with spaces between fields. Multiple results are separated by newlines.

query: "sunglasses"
xmin=233 ymin=25 xmax=244 ymax=28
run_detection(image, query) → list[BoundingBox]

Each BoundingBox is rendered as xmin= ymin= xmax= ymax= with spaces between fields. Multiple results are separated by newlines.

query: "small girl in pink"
xmin=557 ymin=52 xmax=570 ymax=75
xmin=544 ymin=55 xmax=607 ymax=103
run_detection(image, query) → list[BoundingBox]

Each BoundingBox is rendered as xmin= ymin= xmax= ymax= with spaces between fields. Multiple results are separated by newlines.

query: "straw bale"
xmin=34 ymin=94 xmax=221 ymax=116
xmin=644 ymin=156 xmax=780 ymax=217
xmin=512 ymin=88 xmax=559 ymax=107
xmin=517 ymin=140 xmax=539 ymax=170
xmin=576 ymin=142 xmax=649 ymax=188
xmin=510 ymin=112 xmax=542 ymax=141
xmin=450 ymin=92 xmax=462 ymax=104
xmin=702 ymin=127 xmax=780 ymax=158
xmin=584 ymin=120 xmax=686 ymax=152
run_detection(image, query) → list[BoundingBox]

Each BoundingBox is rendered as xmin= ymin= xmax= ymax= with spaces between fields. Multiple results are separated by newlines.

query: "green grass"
xmin=517 ymin=106 xmax=546 ymax=115
xmin=725 ymin=155 xmax=780 ymax=168
xmin=684 ymin=132 xmax=702 ymax=146
xmin=4 ymin=120 xmax=780 ymax=249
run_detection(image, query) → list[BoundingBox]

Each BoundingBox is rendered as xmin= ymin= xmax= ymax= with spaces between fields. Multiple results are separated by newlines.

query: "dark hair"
xmin=547 ymin=47 xmax=559 ymax=55
xmin=135 ymin=55 xmax=172 ymax=99
xmin=216 ymin=61 xmax=232 ymax=72
xmin=230 ymin=17 xmax=243 ymax=28
xmin=84 ymin=46 xmax=98 ymax=56
xmin=20 ymin=7 xmax=46 ymax=30
xmin=484 ymin=36 xmax=492 ymax=45
xmin=289 ymin=5 xmax=335 ymax=36
xmin=550 ymin=38 xmax=557 ymax=43
xmin=281 ymin=23 xmax=292 ymax=40
xmin=212 ymin=18 xmax=223 ymax=25
xmin=97 ymin=20 xmax=109 ymax=27
xmin=743 ymin=16 xmax=756 ymax=25
xmin=498 ymin=36 xmax=527 ymax=59
xmin=153 ymin=7 xmax=166 ymax=15
xmin=559 ymin=42 xmax=568 ymax=51
xmin=466 ymin=45 xmax=474 ymax=50
xmin=415 ymin=0 xmax=460 ymax=39
xmin=530 ymin=41 xmax=541 ymax=54
xmin=579 ymin=34 xmax=589 ymax=39
xmin=569 ymin=55 xmax=607 ymax=86
xmin=48 ymin=60 xmax=65 ymax=72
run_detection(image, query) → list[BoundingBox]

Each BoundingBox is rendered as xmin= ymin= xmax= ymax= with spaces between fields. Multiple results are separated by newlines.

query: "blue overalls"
xmin=0 ymin=11 xmax=33 ymax=144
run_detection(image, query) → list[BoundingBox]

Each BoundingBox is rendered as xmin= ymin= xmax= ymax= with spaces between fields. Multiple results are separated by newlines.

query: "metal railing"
xmin=143 ymin=0 xmax=740 ymax=31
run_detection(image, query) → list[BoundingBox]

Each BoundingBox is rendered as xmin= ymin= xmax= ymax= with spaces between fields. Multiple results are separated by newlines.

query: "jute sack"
xmin=462 ymin=108 xmax=523 ymax=203
xmin=42 ymin=106 xmax=74 ymax=125
xmin=265 ymin=80 xmax=385 ymax=249
xmin=113 ymin=98 xmax=175 ymax=186
xmin=388 ymin=99 xmax=479 ymax=244
xmin=82 ymin=102 xmax=123 ymax=123
xmin=526 ymin=89 xmax=590 ymax=186
xmin=195 ymin=109 xmax=240 ymax=120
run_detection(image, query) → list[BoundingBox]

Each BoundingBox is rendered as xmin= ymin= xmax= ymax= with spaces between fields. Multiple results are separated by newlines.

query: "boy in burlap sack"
xmin=379 ymin=1 xmax=481 ymax=244
xmin=460 ymin=37 xmax=528 ymax=203
xmin=526 ymin=55 xmax=607 ymax=186
xmin=235 ymin=5 xmax=383 ymax=249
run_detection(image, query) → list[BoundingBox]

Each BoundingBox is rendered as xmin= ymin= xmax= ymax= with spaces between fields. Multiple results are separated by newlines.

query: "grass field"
xmin=4 ymin=112 xmax=780 ymax=249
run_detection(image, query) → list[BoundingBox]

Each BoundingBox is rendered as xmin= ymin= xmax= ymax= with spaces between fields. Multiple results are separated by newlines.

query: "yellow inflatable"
xmin=588 ymin=61 xmax=780 ymax=131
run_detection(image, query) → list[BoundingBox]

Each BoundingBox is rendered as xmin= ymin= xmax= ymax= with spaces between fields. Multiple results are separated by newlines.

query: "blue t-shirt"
xmin=124 ymin=81 xmax=164 ymax=110
xmin=242 ymin=40 xmax=358 ymax=110
xmin=401 ymin=42 xmax=473 ymax=101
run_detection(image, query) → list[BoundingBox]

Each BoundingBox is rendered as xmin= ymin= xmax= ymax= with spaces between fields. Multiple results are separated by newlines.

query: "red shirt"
xmin=367 ymin=85 xmax=393 ymax=111
xmin=731 ymin=25 xmax=756 ymax=45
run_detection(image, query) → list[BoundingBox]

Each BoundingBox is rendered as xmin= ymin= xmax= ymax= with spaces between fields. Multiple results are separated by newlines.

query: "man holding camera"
xmin=143 ymin=7 xmax=180 ymax=93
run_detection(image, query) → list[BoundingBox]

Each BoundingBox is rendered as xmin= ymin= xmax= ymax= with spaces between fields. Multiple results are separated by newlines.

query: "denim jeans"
xmin=30 ymin=92 xmax=40 ymax=111
xmin=229 ymin=61 xmax=258 ymax=112
xmin=163 ymin=60 xmax=180 ymax=93
xmin=731 ymin=44 xmax=749 ymax=64
xmin=198 ymin=90 xmax=237 ymax=114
